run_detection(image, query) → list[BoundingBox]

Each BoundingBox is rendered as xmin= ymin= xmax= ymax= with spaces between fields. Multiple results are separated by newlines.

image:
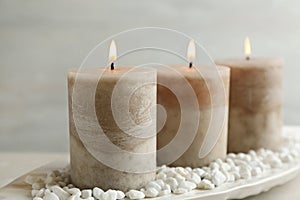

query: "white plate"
xmin=0 ymin=127 xmax=300 ymax=200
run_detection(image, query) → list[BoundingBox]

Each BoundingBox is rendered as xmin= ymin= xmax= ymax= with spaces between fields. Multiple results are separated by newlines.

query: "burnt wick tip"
xmin=111 ymin=62 xmax=115 ymax=70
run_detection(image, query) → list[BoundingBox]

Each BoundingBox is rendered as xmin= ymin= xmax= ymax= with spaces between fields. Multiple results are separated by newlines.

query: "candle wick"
xmin=111 ymin=62 xmax=115 ymax=70
xmin=246 ymin=56 xmax=250 ymax=60
xmin=189 ymin=62 xmax=193 ymax=68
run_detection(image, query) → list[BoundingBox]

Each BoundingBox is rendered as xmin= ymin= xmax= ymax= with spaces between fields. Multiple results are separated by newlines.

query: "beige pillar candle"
xmin=157 ymin=65 xmax=230 ymax=167
xmin=68 ymin=42 xmax=157 ymax=191
xmin=215 ymin=38 xmax=283 ymax=153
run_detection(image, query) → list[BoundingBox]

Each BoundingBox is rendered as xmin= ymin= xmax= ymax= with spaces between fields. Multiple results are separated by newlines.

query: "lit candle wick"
xmin=111 ymin=62 xmax=115 ymax=70
xmin=244 ymin=36 xmax=252 ymax=61
xmin=109 ymin=40 xmax=117 ymax=70
xmin=187 ymin=39 xmax=196 ymax=68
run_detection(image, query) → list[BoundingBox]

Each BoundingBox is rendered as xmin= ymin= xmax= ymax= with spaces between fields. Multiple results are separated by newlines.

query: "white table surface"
xmin=1 ymin=126 xmax=300 ymax=199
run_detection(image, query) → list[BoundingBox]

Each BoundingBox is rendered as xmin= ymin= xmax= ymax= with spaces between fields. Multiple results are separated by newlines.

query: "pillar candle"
xmin=157 ymin=65 xmax=230 ymax=167
xmin=68 ymin=66 xmax=157 ymax=191
xmin=215 ymin=56 xmax=283 ymax=153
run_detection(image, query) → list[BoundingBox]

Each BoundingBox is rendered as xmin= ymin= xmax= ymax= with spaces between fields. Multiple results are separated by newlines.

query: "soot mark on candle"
xmin=189 ymin=62 xmax=193 ymax=68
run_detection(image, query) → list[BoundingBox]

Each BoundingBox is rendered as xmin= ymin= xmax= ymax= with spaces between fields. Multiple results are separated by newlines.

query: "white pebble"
xmin=249 ymin=150 xmax=257 ymax=157
xmin=157 ymin=165 xmax=167 ymax=173
xmin=35 ymin=188 xmax=45 ymax=197
xmin=281 ymin=154 xmax=293 ymax=163
xmin=126 ymin=190 xmax=145 ymax=200
xmin=67 ymin=194 xmax=80 ymax=200
xmin=237 ymin=153 xmax=246 ymax=159
xmin=258 ymin=162 xmax=268 ymax=171
xmin=232 ymin=171 xmax=241 ymax=180
xmin=159 ymin=184 xmax=171 ymax=196
xmin=291 ymin=149 xmax=299 ymax=158
xmin=227 ymin=153 xmax=236 ymax=159
xmin=211 ymin=170 xmax=226 ymax=186
xmin=59 ymin=181 xmax=67 ymax=187
xmin=146 ymin=181 xmax=162 ymax=191
xmin=66 ymin=188 xmax=81 ymax=196
xmin=51 ymin=185 xmax=70 ymax=200
xmin=102 ymin=190 xmax=117 ymax=200
xmin=156 ymin=173 xmax=167 ymax=180
xmin=178 ymin=181 xmax=196 ymax=191
xmin=226 ymin=158 xmax=235 ymax=167
xmin=187 ymin=172 xmax=201 ymax=184
xmin=139 ymin=188 xmax=145 ymax=193
xmin=220 ymin=163 xmax=231 ymax=172
xmin=144 ymin=187 xmax=159 ymax=198
xmin=209 ymin=162 xmax=219 ymax=170
xmin=251 ymin=167 xmax=262 ymax=176
xmin=257 ymin=149 xmax=267 ymax=156
xmin=159 ymin=189 xmax=171 ymax=196
xmin=165 ymin=170 xmax=177 ymax=178
xmin=193 ymin=168 xmax=206 ymax=177
xmin=32 ymin=182 xmax=44 ymax=190
xmin=46 ymin=183 xmax=55 ymax=190
xmin=185 ymin=167 xmax=192 ymax=172
xmin=165 ymin=177 xmax=178 ymax=191
xmin=215 ymin=158 xmax=224 ymax=165
xmin=244 ymin=155 xmax=252 ymax=162
xmin=230 ymin=165 xmax=239 ymax=172
xmin=33 ymin=197 xmax=43 ymax=200
xmin=223 ymin=171 xmax=235 ymax=182
xmin=202 ymin=167 xmax=211 ymax=172
xmin=81 ymin=189 xmax=92 ymax=198
xmin=248 ymin=159 xmax=260 ymax=168
xmin=116 ymin=190 xmax=125 ymax=199
xmin=203 ymin=172 xmax=212 ymax=180
xmin=31 ymin=189 xmax=39 ymax=197
xmin=92 ymin=187 xmax=103 ymax=199
xmin=234 ymin=160 xmax=249 ymax=168
xmin=240 ymin=167 xmax=252 ymax=179
xmin=155 ymin=179 xmax=165 ymax=188
xmin=174 ymin=174 xmax=185 ymax=182
xmin=173 ymin=188 xmax=188 ymax=194
xmin=268 ymin=156 xmax=283 ymax=168
xmin=197 ymin=179 xmax=215 ymax=190
xmin=45 ymin=189 xmax=51 ymax=193
xmin=175 ymin=167 xmax=189 ymax=178
xmin=44 ymin=192 xmax=60 ymax=200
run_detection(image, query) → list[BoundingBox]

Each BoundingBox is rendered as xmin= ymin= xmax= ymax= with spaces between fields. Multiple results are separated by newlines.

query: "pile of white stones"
xmin=27 ymin=136 xmax=300 ymax=200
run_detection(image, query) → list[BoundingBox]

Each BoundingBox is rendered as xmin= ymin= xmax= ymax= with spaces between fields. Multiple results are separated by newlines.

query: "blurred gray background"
xmin=1 ymin=0 xmax=299 ymax=152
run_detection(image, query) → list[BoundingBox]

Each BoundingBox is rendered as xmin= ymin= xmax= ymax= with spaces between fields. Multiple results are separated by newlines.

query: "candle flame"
xmin=187 ymin=39 xmax=196 ymax=62
xmin=109 ymin=40 xmax=117 ymax=62
xmin=244 ymin=37 xmax=252 ymax=59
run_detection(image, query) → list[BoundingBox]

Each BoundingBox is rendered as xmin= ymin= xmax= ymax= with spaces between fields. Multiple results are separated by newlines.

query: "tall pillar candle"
xmin=68 ymin=67 xmax=157 ymax=191
xmin=157 ymin=65 xmax=230 ymax=167
xmin=215 ymin=58 xmax=283 ymax=153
